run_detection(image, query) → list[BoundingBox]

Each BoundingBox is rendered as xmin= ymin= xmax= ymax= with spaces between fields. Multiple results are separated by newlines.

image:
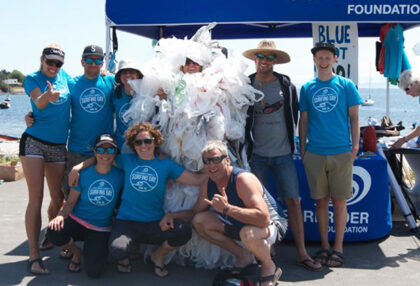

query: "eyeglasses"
xmin=95 ymin=147 xmax=116 ymax=154
xmin=202 ymin=155 xmax=227 ymax=165
xmin=255 ymin=53 xmax=276 ymax=61
xmin=45 ymin=59 xmax=63 ymax=68
xmin=134 ymin=138 xmax=154 ymax=146
xmin=185 ymin=58 xmax=200 ymax=66
xmin=83 ymin=57 xmax=103 ymax=65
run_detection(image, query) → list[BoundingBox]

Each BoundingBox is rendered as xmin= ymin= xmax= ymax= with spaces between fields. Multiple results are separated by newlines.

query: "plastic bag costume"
xmin=124 ymin=24 xmax=272 ymax=269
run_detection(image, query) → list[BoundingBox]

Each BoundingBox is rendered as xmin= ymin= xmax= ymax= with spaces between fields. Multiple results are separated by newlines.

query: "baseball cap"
xmin=82 ymin=45 xmax=104 ymax=58
xmin=311 ymin=42 xmax=337 ymax=56
xmin=94 ymin=134 xmax=117 ymax=148
xmin=43 ymin=47 xmax=65 ymax=63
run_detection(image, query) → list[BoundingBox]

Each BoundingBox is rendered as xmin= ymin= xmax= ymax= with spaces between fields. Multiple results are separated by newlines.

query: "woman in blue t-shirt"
xmin=112 ymin=59 xmax=143 ymax=152
xmin=21 ymin=44 xmax=71 ymax=275
xmin=69 ymin=122 xmax=207 ymax=277
xmin=47 ymin=134 xmax=123 ymax=277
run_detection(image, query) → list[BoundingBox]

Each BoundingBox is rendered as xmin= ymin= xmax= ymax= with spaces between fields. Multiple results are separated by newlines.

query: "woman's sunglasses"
xmin=83 ymin=57 xmax=104 ymax=65
xmin=45 ymin=59 xmax=63 ymax=68
xmin=134 ymin=138 xmax=154 ymax=146
xmin=255 ymin=53 xmax=276 ymax=61
xmin=202 ymin=155 xmax=227 ymax=165
xmin=95 ymin=147 xmax=116 ymax=154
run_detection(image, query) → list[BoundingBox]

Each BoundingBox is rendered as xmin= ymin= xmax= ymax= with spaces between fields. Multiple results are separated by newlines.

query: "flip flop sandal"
xmin=117 ymin=261 xmax=132 ymax=273
xmin=326 ymin=250 xmax=345 ymax=268
xmin=258 ymin=267 xmax=282 ymax=286
xmin=68 ymin=260 xmax=81 ymax=273
xmin=39 ymin=234 xmax=53 ymax=251
xmin=28 ymin=257 xmax=49 ymax=275
xmin=296 ymin=259 xmax=322 ymax=272
xmin=59 ymin=249 xmax=73 ymax=260
xmin=312 ymin=248 xmax=330 ymax=265
xmin=147 ymin=257 xmax=168 ymax=278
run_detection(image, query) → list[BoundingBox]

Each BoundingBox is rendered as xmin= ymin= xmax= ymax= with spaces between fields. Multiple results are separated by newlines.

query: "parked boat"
xmin=362 ymin=96 xmax=375 ymax=106
xmin=0 ymin=134 xmax=19 ymax=141
xmin=4 ymin=95 xmax=11 ymax=102
xmin=0 ymin=101 xmax=10 ymax=109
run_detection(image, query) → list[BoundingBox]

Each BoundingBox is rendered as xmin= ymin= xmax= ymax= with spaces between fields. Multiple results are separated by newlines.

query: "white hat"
xmin=115 ymin=59 xmax=143 ymax=83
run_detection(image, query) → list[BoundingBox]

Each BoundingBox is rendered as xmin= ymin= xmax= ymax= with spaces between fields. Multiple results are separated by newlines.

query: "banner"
xmin=312 ymin=23 xmax=359 ymax=86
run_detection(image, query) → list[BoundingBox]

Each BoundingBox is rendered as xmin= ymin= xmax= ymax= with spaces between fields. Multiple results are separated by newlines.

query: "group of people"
xmin=22 ymin=28 xmax=385 ymax=285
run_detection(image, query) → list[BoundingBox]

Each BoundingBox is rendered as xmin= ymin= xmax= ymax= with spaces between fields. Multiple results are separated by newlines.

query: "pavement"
xmin=1 ymin=178 xmax=420 ymax=286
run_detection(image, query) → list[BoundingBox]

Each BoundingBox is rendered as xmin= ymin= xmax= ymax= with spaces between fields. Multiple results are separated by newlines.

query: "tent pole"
xmin=105 ymin=20 xmax=111 ymax=71
xmin=386 ymin=79 xmax=390 ymax=119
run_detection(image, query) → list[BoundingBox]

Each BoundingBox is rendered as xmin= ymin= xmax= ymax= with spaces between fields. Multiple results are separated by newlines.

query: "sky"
xmin=1 ymin=0 xmax=419 ymax=89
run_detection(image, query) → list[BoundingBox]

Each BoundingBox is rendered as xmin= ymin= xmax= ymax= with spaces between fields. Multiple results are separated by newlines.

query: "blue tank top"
xmin=207 ymin=167 xmax=246 ymax=228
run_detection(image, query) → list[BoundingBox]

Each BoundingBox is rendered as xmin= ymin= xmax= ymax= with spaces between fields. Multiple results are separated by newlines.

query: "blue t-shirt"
xmin=112 ymin=89 xmax=133 ymax=149
xmin=299 ymin=75 xmax=362 ymax=155
xmin=115 ymin=154 xmax=184 ymax=222
xmin=68 ymin=75 xmax=115 ymax=155
xmin=24 ymin=70 xmax=71 ymax=144
xmin=72 ymin=165 xmax=124 ymax=227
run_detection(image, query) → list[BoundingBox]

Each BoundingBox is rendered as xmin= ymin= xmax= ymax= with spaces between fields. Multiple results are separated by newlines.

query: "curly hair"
xmin=124 ymin=122 xmax=164 ymax=152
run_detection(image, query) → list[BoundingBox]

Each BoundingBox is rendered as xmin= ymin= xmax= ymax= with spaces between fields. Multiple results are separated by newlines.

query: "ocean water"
xmin=0 ymin=87 xmax=419 ymax=138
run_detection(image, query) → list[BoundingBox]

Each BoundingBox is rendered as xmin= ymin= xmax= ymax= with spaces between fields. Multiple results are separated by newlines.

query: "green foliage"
xmin=0 ymin=69 xmax=25 ymax=85
xmin=0 ymin=155 xmax=20 ymax=164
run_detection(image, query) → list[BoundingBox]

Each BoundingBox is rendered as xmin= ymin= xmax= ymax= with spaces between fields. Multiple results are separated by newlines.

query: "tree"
xmin=10 ymin=70 xmax=25 ymax=83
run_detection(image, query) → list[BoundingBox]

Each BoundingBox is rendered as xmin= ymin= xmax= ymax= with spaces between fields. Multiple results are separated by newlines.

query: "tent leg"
xmin=105 ymin=21 xmax=111 ymax=71
xmin=386 ymin=79 xmax=390 ymax=119
xmin=378 ymin=145 xmax=418 ymax=232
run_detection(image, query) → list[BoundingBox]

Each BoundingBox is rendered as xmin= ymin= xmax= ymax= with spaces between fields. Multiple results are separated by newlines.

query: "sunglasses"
xmin=134 ymin=138 xmax=154 ymax=146
xmin=185 ymin=58 xmax=200 ymax=66
xmin=45 ymin=59 xmax=63 ymax=68
xmin=84 ymin=57 xmax=103 ymax=65
xmin=202 ymin=155 xmax=227 ymax=165
xmin=255 ymin=53 xmax=276 ymax=61
xmin=95 ymin=147 xmax=116 ymax=154
xmin=263 ymin=100 xmax=284 ymax=114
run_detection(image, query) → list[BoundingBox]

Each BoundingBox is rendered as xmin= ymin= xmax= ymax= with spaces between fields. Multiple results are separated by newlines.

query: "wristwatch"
xmin=403 ymin=136 xmax=408 ymax=142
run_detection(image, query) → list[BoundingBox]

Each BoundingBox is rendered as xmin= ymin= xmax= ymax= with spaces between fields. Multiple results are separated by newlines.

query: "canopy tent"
xmin=104 ymin=0 xmax=420 ymax=117
xmin=105 ymin=0 xmax=419 ymax=39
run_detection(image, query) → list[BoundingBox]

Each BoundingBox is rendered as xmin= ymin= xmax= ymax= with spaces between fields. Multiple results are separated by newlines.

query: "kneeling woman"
xmin=48 ymin=134 xmax=123 ymax=277
xmin=70 ymin=122 xmax=207 ymax=277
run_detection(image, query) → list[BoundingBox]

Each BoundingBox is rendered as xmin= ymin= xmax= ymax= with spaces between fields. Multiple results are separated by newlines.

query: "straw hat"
xmin=242 ymin=40 xmax=290 ymax=64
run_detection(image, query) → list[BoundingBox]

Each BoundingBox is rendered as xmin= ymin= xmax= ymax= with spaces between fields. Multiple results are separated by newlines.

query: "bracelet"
xmin=403 ymin=136 xmax=408 ymax=143
xmin=223 ymin=204 xmax=230 ymax=216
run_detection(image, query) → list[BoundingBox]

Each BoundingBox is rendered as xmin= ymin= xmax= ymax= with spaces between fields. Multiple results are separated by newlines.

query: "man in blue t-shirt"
xmin=299 ymin=42 xmax=362 ymax=268
xmin=63 ymin=45 xmax=115 ymax=197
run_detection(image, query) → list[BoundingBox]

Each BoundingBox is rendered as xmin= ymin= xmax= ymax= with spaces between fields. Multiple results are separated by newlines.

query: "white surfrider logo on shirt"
xmin=130 ymin=166 xmax=158 ymax=192
xmin=88 ymin=179 xmax=115 ymax=206
xmin=80 ymin=88 xmax=106 ymax=113
xmin=312 ymin=87 xmax=338 ymax=113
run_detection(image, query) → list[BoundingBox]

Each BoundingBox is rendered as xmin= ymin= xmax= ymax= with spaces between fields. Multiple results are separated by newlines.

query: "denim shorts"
xmin=250 ymin=153 xmax=300 ymax=199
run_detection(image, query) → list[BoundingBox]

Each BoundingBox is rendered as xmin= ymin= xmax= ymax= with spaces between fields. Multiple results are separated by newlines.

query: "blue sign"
xmin=269 ymin=153 xmax=392 ymax=242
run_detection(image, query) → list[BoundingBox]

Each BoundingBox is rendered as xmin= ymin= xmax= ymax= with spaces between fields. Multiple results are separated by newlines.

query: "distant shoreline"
xmin=0 ymin=87 xmax=25 ymax=95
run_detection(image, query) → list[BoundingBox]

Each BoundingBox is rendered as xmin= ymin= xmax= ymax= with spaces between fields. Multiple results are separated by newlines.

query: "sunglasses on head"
xmin=95 ymin=147 xmax=116 ymax=154
xmin=83 ymin=57 xmax=103 ymax=65
xmin=134 ymin=138 xmax=154 ymax=146
xmin=45 ymin=59 xmax=63 ymax=68
xmin=202 ymin=155 xmax=227 ymax=165
xmin=255 ymin=53 xmax=276 ymax=61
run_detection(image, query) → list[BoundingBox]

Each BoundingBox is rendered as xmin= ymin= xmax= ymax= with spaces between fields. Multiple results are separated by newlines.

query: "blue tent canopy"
xmin=105 ymin=0 xmax=420 ymax=39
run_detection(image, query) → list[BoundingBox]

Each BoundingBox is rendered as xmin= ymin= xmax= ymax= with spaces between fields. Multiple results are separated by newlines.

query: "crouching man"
xmin=192 ymin=140 xmax=283 ymax=286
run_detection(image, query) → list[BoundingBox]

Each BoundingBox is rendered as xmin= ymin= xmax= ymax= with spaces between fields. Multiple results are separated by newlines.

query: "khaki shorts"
xmin=302 ymin=151 xmax=353 ymax=200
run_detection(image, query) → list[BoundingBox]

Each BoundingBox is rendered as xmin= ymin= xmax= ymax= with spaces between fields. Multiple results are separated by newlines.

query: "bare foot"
xmin=150 ymin=253 xmax=168 ymax=277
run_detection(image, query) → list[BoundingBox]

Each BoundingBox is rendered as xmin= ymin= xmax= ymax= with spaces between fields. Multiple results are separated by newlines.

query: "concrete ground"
xmin=1 ymin=178 xmax=420 ymax=286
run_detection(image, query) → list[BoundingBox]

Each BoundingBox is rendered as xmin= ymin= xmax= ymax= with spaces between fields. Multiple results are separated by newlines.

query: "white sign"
xmin=312 ymin=23 xmax=359 ymax=86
